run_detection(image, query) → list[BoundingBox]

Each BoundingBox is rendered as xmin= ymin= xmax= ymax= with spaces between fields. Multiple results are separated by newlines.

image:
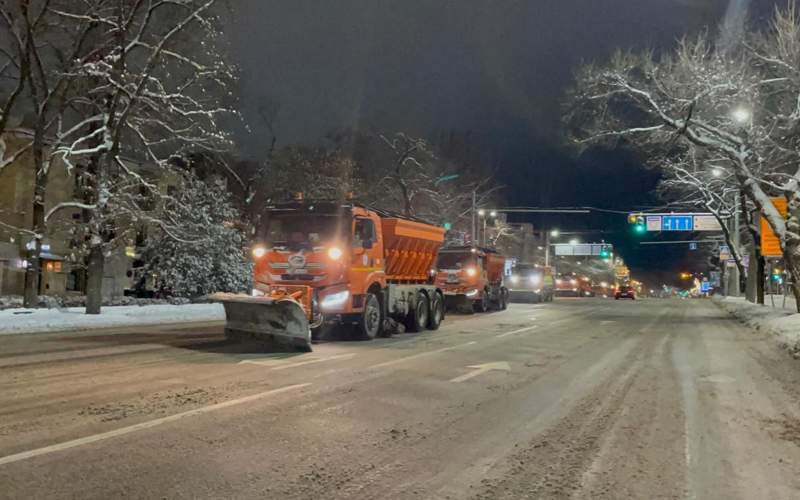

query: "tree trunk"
xmin=756 ymin=254 xmax=765 ymax=305
xmin=22 ymin=240 xmax=40 ymax=307
xmin=85 ymin=245 xmax=104 ymax=314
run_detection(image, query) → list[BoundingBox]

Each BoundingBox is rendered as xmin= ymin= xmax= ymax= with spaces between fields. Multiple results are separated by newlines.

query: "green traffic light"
xmin=634 ymin=224 xmax=646 ymax=234
xmin=443 ymin=222 xmax=452 ymax=231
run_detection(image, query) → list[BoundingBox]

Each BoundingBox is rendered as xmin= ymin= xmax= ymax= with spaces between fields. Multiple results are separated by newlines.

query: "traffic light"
xmin=629 ymin=213 xmax=646 ymax=234
xmin=599 ymin=246 xmax=611 ymax=259
xmin=443 ymin=222 xmax=452 ymax=231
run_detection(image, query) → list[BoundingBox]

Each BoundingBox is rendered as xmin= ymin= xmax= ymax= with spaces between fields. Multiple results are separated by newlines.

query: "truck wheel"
xmin=427 ymin=292 xmax=444 ymax=330
xmin=473 ymin=292 xmax=489 ymax=313
xmin=406 ymin=292 xmax=429 ymax=333
xmin=357 ymin=293 xmax=383 ymax=340
xmin=499 ymin=289 xmax=509 ymax=310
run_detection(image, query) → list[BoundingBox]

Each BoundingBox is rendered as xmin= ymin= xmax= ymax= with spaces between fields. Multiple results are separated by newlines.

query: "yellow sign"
xmin=760 ymin=197 xmax=788 ymax=257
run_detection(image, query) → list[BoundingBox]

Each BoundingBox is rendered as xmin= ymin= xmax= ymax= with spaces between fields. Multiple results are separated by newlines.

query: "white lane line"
xmin=601 ymin=320 xmax=616 ymax=325
xmin=0 ymin=383 xmax=311 ymax=467
xmin=271 ymin=353 xmax=355 ymax=370
xmin=496 ymin=325 xmax=538 ymax=338
xmin=369 ymin=341 xmax=477 ymax=369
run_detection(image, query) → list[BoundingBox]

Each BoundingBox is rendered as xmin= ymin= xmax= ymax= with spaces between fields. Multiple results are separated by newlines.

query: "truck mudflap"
xmin=210 ymin=293 xmax=312 ymax=352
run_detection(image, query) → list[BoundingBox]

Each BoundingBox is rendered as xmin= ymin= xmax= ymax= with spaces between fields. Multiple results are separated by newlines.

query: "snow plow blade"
xmin=210 ymin=293 xmax=312 ymax=352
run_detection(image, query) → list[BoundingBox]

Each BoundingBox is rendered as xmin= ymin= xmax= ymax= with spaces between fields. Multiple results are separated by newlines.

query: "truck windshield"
xmin=436 ymin=252 xmax=475 ymax=269
xmin=260 ymin=213 xmax=347 ymax=248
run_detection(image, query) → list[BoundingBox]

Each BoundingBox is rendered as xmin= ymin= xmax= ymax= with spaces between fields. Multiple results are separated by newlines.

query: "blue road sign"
xmin=662 ymin=215 xmax=693 ymax=231
xmin=701 ymin=281 xmax=711 ymax=292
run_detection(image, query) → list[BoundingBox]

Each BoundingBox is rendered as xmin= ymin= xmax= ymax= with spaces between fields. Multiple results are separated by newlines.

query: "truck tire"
xmin=427 ymin=292 xmax=444 ymax=330
xmin=357 ymin=293 xmax=383 ymax=340
xmin=473 ymin=291 xmax=489 ymax=313
xmin=499 ymin=289 xmax=509 ymax=310
xmin=406 ymin=292 xmax=429 ymax=333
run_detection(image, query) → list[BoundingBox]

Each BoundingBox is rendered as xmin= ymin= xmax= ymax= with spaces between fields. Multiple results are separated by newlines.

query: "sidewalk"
xmin=714 ymin=295 xmax=800 ymax=358
xmin=0 ymin=303 xmax=225 ymax=336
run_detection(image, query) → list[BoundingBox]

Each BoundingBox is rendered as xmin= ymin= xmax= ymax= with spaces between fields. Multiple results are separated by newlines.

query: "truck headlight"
xmin=320 ymin=290 xmax=350 ymax=310
xmin=466 ymin=267 xmax=477 ymax=277
xmin=465 ymin=288 xmax=479 ymax=297
xmin=252 ymin=246 xmax=267 ymax=258
xmin=327 ymin=247 xmax=343 ymax=260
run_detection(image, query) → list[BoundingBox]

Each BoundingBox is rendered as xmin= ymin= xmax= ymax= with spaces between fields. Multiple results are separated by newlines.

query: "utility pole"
xmin=471 ymin=191 xmax=476 ymax=246
xmin=544 ymin=231 xmax=550 ymax=267
xmin=731 ymin=197 xmax=741 ymax=296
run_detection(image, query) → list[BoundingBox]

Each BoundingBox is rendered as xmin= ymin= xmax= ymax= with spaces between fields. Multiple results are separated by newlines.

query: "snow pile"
xmin=0 ymin=303 xmax=225 ymax=336
xmin=715 ymin=296 xmax=800 ymax=358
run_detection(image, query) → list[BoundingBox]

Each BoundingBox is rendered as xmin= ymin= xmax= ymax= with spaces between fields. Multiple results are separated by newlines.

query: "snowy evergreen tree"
xmin=137 ymin=175 xmax=251 ymax=298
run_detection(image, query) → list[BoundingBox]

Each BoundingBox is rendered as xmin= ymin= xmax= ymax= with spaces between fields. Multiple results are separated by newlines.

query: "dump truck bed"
xmin=380 ymin=217 xmax=445 ymax=282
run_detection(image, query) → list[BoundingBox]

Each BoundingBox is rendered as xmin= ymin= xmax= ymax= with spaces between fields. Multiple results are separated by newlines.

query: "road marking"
xmin=369 ymin=341 xmax=477 ymax=369
xmin=271 ymin=353 xmax=355 ymax=370
xmin=0 ymin=383 xmax=311 ymax=467
xmin=450 ymin=361 xmax=511 ymax=383
xmin=496 ymin=325 xmax=538 ymax=338
xmin=600 ymin=320 xmax=616 ymax=325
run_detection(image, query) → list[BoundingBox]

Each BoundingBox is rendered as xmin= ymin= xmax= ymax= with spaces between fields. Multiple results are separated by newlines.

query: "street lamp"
xmin=712 ymin=168 xmax=723 ymax=177
xmin=569 ymin=238 xmax=579 ymax=246
xmin=477 ymin=208 xmax=486 ymax=217
xmin=550 ymin=229 xmax=560 ymax=238
xmin=732 ymin=107 xmax=751 ymax=124
xmin=489 ymin=210 xmax=497 ymax=217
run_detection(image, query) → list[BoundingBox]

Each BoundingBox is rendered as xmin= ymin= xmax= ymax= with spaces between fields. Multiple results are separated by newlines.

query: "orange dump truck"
xmin=434 ymin=246 xmax=509 ymax=312
xmin=214 ymin=200 xmax=446 ymax=351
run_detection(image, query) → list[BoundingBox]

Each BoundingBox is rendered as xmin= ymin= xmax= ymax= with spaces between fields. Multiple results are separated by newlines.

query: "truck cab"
xmin=435 ymin=246 xmax=508 ymax=312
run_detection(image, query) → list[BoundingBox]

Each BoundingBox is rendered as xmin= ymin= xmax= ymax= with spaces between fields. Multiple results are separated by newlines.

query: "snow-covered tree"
xmin=39 ymin=0 xmax=237 ymax=313
xmin=567 ymin=4 xmax=800 ymax=310
xmin=136 ymin=174 xmax=250 ymax=297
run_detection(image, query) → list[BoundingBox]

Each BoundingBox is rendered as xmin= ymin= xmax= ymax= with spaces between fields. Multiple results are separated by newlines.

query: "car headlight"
xmin=252 ymin=246 xmax=267 ymax=258
xmin=320 ymin=290 xmax=350 ymax=310
xmin=327 ymin=247 xmax=343 ymax=260
xmin=465 ymin=288 xmax=479 ymax=297
xmin=510 ymin=275 xmax=520 ymax=284
xmin=466 ymin=267 xmax=477 ymax=277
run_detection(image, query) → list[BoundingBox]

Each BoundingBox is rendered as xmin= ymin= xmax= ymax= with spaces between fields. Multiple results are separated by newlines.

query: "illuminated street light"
xmin=732 ymin=107 xmax=751 ymax=124
xmin=550 ymin=229 xmax=560 ymax=237
xmin=477 ymin=208 xmax=486 ymax=217
xmin=569 ymin=238 xmax=579 ymax=245
xmin=712 ymin=168 xmax=722 ymax=177
xmin=489 ymin=210 xmax=497 ymax=217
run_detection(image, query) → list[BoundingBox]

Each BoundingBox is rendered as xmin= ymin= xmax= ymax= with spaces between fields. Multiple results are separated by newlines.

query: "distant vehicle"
xmin=615 ymin=285 xmax=635 ymax=300
xmin=508 ymin=263 xmax=554 ymax=303
xmin=435 ymin=246 xmax=508 ymax=312
xmin=555 ymin=275 xmax=580 ymax=297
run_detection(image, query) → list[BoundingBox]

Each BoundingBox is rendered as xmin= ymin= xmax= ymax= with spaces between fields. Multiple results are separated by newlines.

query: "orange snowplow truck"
xmin=214 ymin=200 xmax=446 ymax=351
xmin=435 ymin=246 xmax=509 ymax=312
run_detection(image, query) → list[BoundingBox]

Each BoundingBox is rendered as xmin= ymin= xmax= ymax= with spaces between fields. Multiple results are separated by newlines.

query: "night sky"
xmin=226 ymin=0 xmax=780 ymax=285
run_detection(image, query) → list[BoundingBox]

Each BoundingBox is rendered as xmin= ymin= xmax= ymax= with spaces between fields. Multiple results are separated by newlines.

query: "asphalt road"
xmin=2 ymin=298 xmax=800 ymax=499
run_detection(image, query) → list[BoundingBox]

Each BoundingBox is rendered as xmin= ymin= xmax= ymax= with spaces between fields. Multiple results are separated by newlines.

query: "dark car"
xmin=615 ymin=285 xmax=635 ymax=300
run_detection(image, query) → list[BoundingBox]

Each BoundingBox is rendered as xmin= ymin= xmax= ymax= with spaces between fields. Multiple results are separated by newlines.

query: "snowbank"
xmin=715 ymin=296 xmax=800 ymax=358
xmin=0 ymin=303 xmax=225 ymax=336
